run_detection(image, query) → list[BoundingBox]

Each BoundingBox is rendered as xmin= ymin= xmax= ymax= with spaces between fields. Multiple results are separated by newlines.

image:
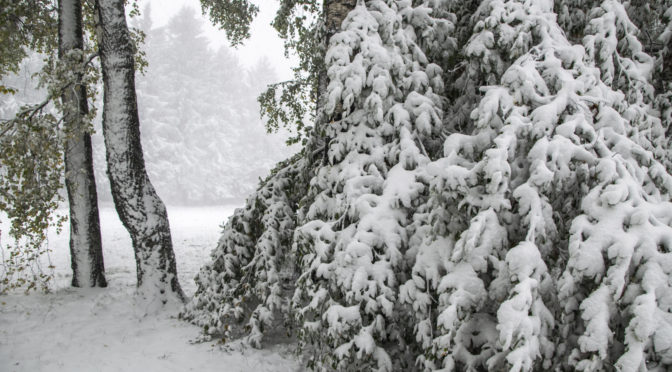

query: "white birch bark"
xmin=95 ymin=0 xmax=185 ymax=306
xmin=59 ymin=0 xmax=106 ymax=288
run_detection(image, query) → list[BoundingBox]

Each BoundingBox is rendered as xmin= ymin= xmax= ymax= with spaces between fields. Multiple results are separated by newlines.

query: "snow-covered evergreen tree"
xmin=185 ymin=1 xmax=452 ymax=368
xmin=184 ymin=0 xmax=672 ymax=370
xmin=556 ymin=0 xmax=602 ymax=42
xmin=291 ymin=1 xmax=451 ymax=368
xmin=182 ymin=154 xmax=308 ymax=345
xmin=414 ymin=0 xmax=672 ymax=369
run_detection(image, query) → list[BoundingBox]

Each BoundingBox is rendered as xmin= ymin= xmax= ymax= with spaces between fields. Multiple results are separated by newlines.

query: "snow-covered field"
xmin=0 ymin=205 xmax=300 ymax=372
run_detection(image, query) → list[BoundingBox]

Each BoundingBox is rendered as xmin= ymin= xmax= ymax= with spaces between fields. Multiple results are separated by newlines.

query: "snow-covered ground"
xmin=0 ymin=205 xmax=300 ymax=372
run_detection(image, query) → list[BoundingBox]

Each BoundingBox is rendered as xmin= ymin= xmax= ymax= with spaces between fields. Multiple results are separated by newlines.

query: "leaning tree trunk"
xmin=95 ymin=0 xmax=185 ymax=304
xmin=59 ymin=0 xmax=106 ymax=288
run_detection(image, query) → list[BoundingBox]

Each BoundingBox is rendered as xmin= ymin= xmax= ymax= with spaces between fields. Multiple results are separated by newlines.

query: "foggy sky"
xmin=141 ymin=0 xmax=294 ymax=80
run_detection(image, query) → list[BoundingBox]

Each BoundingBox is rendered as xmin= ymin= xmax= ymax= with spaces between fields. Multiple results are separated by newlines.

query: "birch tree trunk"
xmin=59 ymin=0 xmax=106 ymax=288
xmin=95 ymin=0 xmax=185 ymax=304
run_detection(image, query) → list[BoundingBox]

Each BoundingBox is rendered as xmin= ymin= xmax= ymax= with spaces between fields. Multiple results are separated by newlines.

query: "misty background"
xmin=0 ymin=1 xmax=298 ymax=205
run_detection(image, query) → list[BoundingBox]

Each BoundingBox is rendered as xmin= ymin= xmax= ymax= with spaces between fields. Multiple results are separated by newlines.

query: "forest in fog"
xmin=1 ymin=5 xmax=294 ymax=206
xmin=94 ymin=6 xmax=295 ymax=205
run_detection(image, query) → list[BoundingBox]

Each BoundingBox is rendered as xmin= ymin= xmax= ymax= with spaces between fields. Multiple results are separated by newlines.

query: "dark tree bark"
xmin=318 ymin=0 xmax=357 ymax=115
xmin=313 ymin=0 xmax=357 ymax=162
xmin=59 ymin=0 xmax=106 ymax=288
xmin=324 ymin=0 xmax=357 ymax=41
xmin=95 ymin=0 xmax=185 ymax=303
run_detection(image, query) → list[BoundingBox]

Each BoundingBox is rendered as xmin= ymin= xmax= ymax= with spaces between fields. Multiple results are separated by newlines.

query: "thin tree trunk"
xmin=59 ymin=0 xmax=106 ymax=288
xmin=95 ymin=0 xmax=185 ymax=304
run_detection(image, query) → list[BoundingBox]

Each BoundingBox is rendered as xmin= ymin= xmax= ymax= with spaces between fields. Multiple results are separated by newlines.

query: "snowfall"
xmin=0 ymin=205 xmax=300 ymax=372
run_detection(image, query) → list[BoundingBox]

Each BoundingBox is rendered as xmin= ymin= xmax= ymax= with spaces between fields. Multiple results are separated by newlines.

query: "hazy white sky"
xmin=141 ymin=0 xmax=294 ymax=80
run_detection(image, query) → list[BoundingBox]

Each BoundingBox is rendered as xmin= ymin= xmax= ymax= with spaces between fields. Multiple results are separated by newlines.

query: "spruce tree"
xmin=292 ymin=1 xmax=450 ymax=367
xmin=185 ymin=0 xmax=452 ymax=368
xmin=413 ymin=0 xmax=672 ymax=369
xmin=182 ymin=155 xmax=308 ymax=345
xmin=184 ymin=0 xmax=672 ymax=371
